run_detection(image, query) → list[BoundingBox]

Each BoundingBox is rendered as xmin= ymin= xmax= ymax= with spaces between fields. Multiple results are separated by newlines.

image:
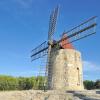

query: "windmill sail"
xmin=58 ymin=16 xmax=97 ymax=46
xmin=48 ymin=6 xmax=59 ymax=41
xmin=31 ymin=6 xmax=59 ymax=61
xmin=46 ymin=6 xmax=59 ymax=89
xmin=31 ymin=41 xmax=48 ymax=61
xmin=31 ymin=16 xmax=97 ymax=61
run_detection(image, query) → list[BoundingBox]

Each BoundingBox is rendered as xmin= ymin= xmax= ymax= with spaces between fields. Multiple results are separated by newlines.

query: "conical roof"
xmin=60 ymin=33 xmax=74 ymax=49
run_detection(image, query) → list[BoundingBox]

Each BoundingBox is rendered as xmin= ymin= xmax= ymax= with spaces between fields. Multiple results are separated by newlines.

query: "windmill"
xmin=31 ymin=6 xmax=97 ymax=90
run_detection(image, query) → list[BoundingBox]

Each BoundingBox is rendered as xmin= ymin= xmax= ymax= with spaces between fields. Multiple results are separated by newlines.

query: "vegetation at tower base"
xmin=0 ymin=75 xmax=99 ymax=91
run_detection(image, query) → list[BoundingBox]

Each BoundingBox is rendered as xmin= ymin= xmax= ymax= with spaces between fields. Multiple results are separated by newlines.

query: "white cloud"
xmin=13 ymin=0 xmax=33 ymax=8
xmin=83 ymin=61 xmax=100 ymax=80
xmin=83 ymin=61 xmax=100 ymax=72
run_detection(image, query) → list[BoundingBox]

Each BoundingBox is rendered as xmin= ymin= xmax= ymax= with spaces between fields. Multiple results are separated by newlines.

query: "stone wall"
xmin=48 ymin=49 xmax=84 ymax=90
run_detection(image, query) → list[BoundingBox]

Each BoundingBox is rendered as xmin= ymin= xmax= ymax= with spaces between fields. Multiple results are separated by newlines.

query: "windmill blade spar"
xmin=31 ymin=41 xmax=48 ymax=61
xmin=58 ymin=16 xmax=97 ymax=46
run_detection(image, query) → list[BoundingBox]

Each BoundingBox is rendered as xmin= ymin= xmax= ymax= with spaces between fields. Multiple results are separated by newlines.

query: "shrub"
xmin=84 ymin=80 xmax=95 ymax=90
xmin=0 ymin=75 xmax=18 ymax=90
xmin=0 ymin=75 xmax=45 ymax=90
xmin=94 ymin=80 xmax=100 ymax=89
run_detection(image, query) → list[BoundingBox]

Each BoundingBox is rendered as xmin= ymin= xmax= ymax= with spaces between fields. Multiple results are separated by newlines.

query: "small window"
xmin=77 ymin=67 xmax=79 ymax=70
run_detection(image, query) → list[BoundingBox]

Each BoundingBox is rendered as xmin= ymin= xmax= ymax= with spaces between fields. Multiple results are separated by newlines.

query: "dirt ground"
xmin=0 ymin=90 xmax=100 ymax=100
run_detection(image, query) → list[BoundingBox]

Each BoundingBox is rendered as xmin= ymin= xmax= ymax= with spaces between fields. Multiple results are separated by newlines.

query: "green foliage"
xmin=0 ymin=75 xmax=18 ymax=90
xmin=0 ymin=75 xmax=99 ymax=91
xmin=84 ymin=80 xmax=95 ymax=90
xmin=0 ymin=75 xmax=45 ymax=91
xmin=94 ymin=80 xmax=100 ymax=89
xmin=84 ymin=80 xmax=100 ymax=90
xmin=37 ymin=76 xmax=45 ymax=90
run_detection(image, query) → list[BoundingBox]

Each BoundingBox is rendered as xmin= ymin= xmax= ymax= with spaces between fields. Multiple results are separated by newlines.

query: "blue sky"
xmin=0 ymin=0 xmax=100 ymax=80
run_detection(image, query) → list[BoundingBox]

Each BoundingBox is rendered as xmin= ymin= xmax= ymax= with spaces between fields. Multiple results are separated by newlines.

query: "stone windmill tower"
xmin=50 ymin=33 xmax=83 ymax=90
xmin=31 ymin=6 xmax=97 ymax=90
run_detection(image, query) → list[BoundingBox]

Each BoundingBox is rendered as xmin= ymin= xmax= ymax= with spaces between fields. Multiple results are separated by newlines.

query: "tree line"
xmin=0 ymin=75 xmax=100 ymax=91
xmin=84 ymin=80 xmax=100 ymax=90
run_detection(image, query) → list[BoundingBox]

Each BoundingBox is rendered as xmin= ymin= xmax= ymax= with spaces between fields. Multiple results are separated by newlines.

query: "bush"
xmin=0 ymin=75 xmax=45 ymax=91
xmin=84 ymin=80 xmax=95 ymax=90
xmin=0 ymin=75 xmax=18 ymax=90
xmin=94 ymin=80 xmax=100 ymax=89
xmin=18 ymin=77 xmax=35 ymax=90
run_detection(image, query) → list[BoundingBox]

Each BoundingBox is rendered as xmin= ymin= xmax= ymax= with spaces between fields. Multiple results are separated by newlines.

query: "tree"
xmin=84 ymin=80 xmax=95 ymax=90
xmin=94 ymin=80 xmax=100 ymax=89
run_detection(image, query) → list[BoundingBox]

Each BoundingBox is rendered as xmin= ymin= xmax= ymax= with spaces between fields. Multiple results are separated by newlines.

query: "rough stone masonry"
xmin=49 ymin=49 xmax=84 ymax=90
